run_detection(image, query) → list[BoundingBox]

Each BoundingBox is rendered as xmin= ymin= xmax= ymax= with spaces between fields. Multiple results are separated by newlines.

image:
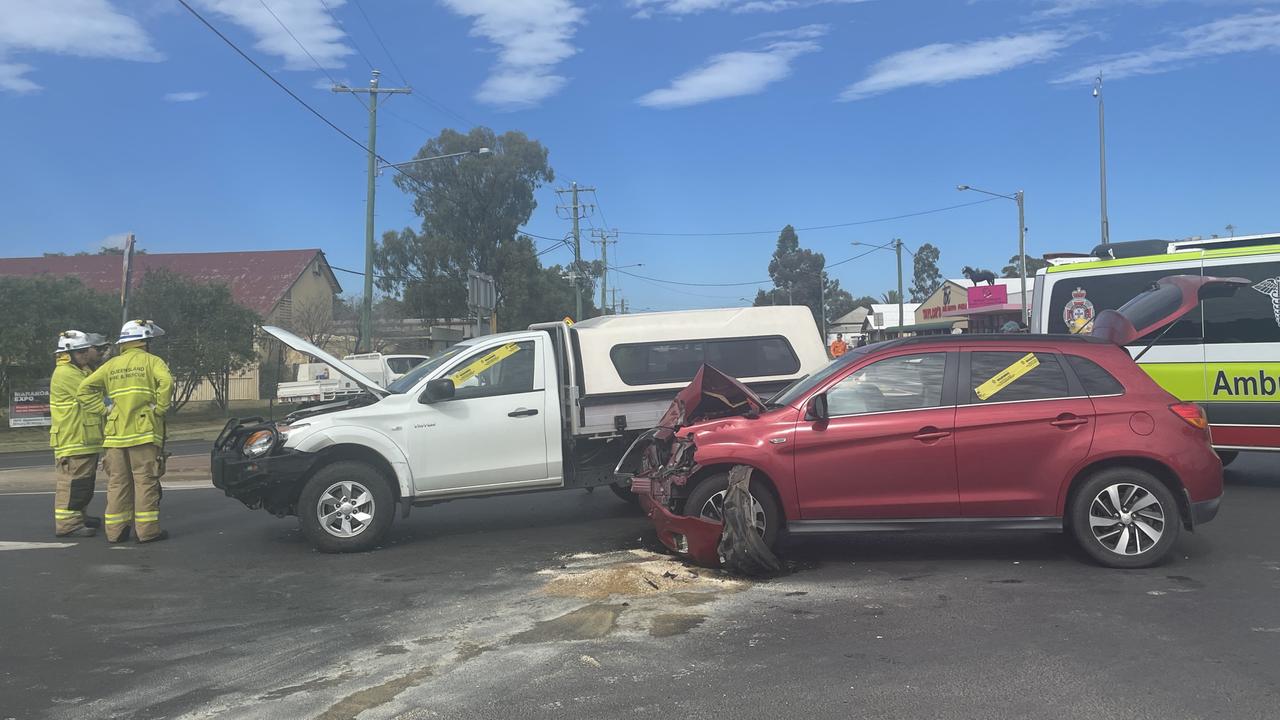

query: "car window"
xmin=610 ymin=336 xmax=799 ymax=386
xmin=386 ymin=343 xmax=474 ymax=393
xmin=1066 ymin=355 xmax=1125 ymax=396
xmin=827 ymin=353 xmax=946 ymax=416
xmin=969 ymin=351 xmax=1071 ymax=403
xmin=446 ymin=341 xmax=537 ymax=400
xmin=1046 ymin=268 xmax=1202 ymax=343
xmin=386 ymin=357 xmax=425 ymax=375
xmin=1201 ymin=260 xmax=1280 ymax=344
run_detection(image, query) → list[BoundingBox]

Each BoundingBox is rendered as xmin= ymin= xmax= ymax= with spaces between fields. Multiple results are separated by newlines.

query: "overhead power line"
xmin=256 ymin=0 xmax=367 ymax=111
xmin=615 ymin=197 xmax=1001 ymax=237
xmin=316 ymin=0 xmax=375 ymax=71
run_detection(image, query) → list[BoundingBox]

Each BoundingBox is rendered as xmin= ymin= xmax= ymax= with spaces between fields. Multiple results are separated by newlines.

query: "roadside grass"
xmin=0 ymin=400 xmax=296 ymax=454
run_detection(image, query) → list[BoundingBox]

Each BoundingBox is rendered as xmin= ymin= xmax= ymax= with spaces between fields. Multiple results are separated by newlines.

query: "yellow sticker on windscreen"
xmin=975 ymin=352 xmax=1040 ymax=400
xmin=449 ymin=343 xmax=521 ymax=385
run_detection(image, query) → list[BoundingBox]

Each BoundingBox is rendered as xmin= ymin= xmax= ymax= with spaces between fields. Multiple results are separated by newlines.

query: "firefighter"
xmin=78 ymin=320 xmax=173 ymax=544
xmin=50 ymin=330 xmax=110 ymax=537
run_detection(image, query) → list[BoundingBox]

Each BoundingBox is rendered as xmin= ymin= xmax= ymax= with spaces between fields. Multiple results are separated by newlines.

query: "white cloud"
xmin=196 ymin=0 xmax=353 ymax=70
xmin=164 ymin=90 xmax=209 ymax=102
xmin=0 ymin=0 xmax=159 ymax=93
xmin=751 ymin=23 xmax=830 ymax=40
xmin=439 ymin=0 xmax=585 ymax=109
xmin=638 ymin=38 xmax=820 ymax=108
xmin=1056 ymin=10 xmax=1280 ymax=83
xmin=839 ymin=30 xmax=1074 ymax=101
xmin=629 ymin=0 xmax=868 ymax=16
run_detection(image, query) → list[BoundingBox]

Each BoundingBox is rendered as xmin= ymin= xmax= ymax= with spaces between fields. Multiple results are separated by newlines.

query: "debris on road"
xmin=539 ymin=549 xmax=745 ymax=600
xmin=718 ymin=465 xmax=782 ymax=577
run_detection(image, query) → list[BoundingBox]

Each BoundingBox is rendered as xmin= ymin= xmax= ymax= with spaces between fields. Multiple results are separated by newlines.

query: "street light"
xmin=1094 ymin=75 xmax=1110 ymax=246
xmin=957 ymin=184 xmax=1028 ymax=324
xmin=378 ymin=147 xmax=491 ymax=175
xmin=356 ymin=146 xmax=491 ymax=352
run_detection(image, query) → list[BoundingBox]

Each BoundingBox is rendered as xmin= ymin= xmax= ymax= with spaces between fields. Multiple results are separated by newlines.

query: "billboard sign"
xmin=968 ymin=284 xmax=1009 ymax=309
xmin=10 ymin=385 xmax=52 ymax=428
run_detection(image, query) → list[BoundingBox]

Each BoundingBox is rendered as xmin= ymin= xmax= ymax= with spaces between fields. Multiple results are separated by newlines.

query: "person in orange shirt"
xmin=829 ymin=333 xmax=850 ymax=358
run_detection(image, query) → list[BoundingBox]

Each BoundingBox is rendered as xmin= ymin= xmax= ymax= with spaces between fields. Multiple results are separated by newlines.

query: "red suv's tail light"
xmin=1169 ymin=402 xmax=1208 ymax=430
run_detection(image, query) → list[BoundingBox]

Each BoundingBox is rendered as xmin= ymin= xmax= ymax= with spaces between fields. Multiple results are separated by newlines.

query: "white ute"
xmin=211 ymin=307 xmax=828 ymax=551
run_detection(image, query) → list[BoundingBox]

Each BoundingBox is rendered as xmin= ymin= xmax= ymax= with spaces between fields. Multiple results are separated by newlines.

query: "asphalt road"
xmin=0 ymin=439 xmax=210 ymax=471
xmin=1 ymin=454 xmax=1277 ymax=720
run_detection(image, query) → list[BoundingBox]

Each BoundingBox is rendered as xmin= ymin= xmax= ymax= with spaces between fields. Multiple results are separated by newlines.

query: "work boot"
xmin=107 ymin=527 xmax=132 ymax=544
xmin=56 ymin=526 xmax=97 ymax=538
xmin=84 ymin=515 xmax=103 ymax=529
xmin=137 ymin=530 xmax=169 ymax=544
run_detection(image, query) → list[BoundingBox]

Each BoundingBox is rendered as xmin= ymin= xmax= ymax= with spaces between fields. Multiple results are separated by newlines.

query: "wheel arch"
xmin=1061 ymin=456 xmax=1192 ymax=530
xmin=686 ymin=462 xmax=786 ymax=528
xmin=293 ymin=427 xmax=413 ymax=499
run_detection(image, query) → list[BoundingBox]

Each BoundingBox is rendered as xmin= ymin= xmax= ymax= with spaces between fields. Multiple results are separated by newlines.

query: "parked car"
xmin=277 ymin=353 xmax=430 ymax=404
xmin=212 ymin=306 xmax=829 ymax=551
xmin=624 ymin=275 xmax=1247 ymax=569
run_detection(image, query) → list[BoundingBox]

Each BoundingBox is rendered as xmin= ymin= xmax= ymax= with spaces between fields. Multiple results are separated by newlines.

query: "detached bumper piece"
xmin=634 ymin=464 xmax=783 ymax=576
xmin=211 ymin=418 xmax=318 ymax=516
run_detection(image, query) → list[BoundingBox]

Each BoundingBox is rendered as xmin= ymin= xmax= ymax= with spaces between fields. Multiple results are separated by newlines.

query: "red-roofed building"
xmin=0 ymin=249 xmax=342 ymax=401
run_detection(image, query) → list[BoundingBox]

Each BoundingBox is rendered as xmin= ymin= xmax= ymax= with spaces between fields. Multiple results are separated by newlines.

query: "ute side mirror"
xmin=804 ymin=393 xmax=829 ymax=422
xmin=421 ymin=378 xmax=455 ymax=404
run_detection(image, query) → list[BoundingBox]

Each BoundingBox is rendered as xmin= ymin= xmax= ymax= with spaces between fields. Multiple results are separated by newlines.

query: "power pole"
xmin=555 ymin=182 xmax=595 ymax=320
xmin=1016 ymin=191 xmax=1028 ymax=325
xmin=609 ymin=288 xmax=621 ymax=314
xmin=333 ymin=70 xmax=411 ymax=352
xmin=591 ymin=228 xmax=618 ymax=316
xmin=119 ymin=233 xmax=136 ymax=327
xmin=894 ymin=238 xmax=904 ymax=335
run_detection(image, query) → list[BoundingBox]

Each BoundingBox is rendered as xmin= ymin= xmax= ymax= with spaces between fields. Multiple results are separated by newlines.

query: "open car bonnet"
xmin=261 ymin=325 xmax=388 ymax=399
xmin=1091 ymin=274 xmax=1251 ymax=347
xmin=653 ymin=364 xmax=768 ymax=440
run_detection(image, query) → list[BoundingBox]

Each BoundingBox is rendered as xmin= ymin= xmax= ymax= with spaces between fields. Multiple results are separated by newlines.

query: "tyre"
xmin=1216 ymin=450 xmax=1238 ymax=468
xmin=1070 ymin=467 xmax=1180 ymax=569
xmin=609 ymin=480 xmax=640 ymax=505
xmin=684 ymin=471 xmax=781 ymax=550
xmin=298 ymin=461 xmax=395 ymax=553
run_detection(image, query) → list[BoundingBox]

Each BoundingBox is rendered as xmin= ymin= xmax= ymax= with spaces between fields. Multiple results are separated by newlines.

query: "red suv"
xmin=626 ymin=276 xmax=1245 ymax=569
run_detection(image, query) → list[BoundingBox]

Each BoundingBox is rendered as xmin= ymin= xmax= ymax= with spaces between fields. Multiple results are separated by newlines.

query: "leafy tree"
xmin=752 ymin=225 xmax=851 ymax=337
xmin=0 ymin=276 xmax=118 ymax=404
xmin=493 ymin=235 xmax=596 ymax=330
xmin=376 ymin=127 xmax=560 ymax=323
xmin=909 ymin=243 xmax=942 ymax=302
xmin=849 ymin=295 xmax=878 ymax=309
xmin=881 ymin=289 xmax=902 ymax=304
xmin=132 ymin=270 xmax=259 ymax=411
xmin=1002 ymin=254 xmax=1051 ymax=278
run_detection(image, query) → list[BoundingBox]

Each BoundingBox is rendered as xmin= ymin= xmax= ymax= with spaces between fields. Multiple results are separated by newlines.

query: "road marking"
xmin=0 ymin=484 xmax=215 ymax=497
xmin=0 ymin=541 xmax=76 ymax=551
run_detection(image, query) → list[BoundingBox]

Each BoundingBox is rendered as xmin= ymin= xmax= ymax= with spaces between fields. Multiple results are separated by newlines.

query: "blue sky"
xmin=1 ymin=0 xmax=1278 ymax=312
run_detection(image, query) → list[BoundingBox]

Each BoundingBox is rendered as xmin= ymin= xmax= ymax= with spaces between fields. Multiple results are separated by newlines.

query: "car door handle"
xmin=508 ymin=408 xmax=539 ymax=418
xmin=1050 ymin=415 xmax=1089 ymax=428
xmin=912 ymin=428 xmax=951 ymax=442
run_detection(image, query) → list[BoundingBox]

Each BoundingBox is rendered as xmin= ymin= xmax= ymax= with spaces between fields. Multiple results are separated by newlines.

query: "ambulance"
xmin=1032 ymin=233 xmax=1280 ymax=463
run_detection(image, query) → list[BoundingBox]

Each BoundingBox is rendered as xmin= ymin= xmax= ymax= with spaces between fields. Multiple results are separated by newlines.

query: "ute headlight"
xmin=242 ymin=430 xmax=275 ymax=458
xmin=277 ymin=422 xmax=309 ymax=445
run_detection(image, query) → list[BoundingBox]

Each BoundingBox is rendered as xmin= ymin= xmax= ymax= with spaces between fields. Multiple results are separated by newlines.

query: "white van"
xmin=212 ymin=306 xmax=828 ymax=551
xmin=277 ymin=353 xmax=429 ymax=403
xmin=1032 ymin=233 xmax=1280 ymax=460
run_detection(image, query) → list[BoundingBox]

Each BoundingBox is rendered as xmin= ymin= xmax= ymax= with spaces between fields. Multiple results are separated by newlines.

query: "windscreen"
xmin=385 ymin=343 xmax=474 ymax=393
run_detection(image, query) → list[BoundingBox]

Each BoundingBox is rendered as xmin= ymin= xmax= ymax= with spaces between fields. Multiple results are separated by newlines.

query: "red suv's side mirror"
xmin=805 ymin=393 xmax=829 ymax=422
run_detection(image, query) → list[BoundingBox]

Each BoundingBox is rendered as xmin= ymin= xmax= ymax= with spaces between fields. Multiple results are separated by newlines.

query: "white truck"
xmin=212 ymin=307 xmax=828 ymax=551
xmin=276 ymin=353 xmax=429 ymax=403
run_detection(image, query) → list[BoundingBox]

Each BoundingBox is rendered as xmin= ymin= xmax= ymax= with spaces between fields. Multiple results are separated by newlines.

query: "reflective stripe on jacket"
xmin=78 ymin=346 xmax=173 ymax=448
xmin=49 ymin=357 xmax=105 ymax=458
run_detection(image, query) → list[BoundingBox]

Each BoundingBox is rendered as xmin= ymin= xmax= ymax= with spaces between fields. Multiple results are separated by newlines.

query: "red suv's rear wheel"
xmin=1070 ymin=468 xmax=1180 ymax=568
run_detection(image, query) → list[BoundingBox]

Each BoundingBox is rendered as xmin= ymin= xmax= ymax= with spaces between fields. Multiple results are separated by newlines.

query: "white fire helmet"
xmin=56 ymin=330 xmax=109 ymax=354
xmin=117 ymin=319 xmax=166 ymax=344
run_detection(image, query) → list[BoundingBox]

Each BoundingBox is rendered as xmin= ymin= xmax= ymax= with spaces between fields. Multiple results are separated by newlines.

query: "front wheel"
xmin=298 ymin=461 xmax=395 ymax=553
xmin=684 ymin=471 xmax=781 ymax=551
xmin=1069 ymin=468 xmax=1179 ymax=569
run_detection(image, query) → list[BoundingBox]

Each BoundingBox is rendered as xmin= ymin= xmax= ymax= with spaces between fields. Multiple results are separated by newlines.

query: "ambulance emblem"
xmin=1063 ymin=287 xmax=1095 ymax=332
xmin=1254 ymin=277 xmax=1280 ymax=328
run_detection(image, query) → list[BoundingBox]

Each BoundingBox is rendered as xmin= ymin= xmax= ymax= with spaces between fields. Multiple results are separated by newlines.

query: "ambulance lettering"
xmin=1213 ymin=370 xmax=1280 ymax=398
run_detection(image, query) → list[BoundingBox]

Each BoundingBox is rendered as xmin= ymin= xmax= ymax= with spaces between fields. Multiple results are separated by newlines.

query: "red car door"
xmin=793 ymin=351 xmax=961 ymax=519
xmin=953 ymin=348 xmax=1095 ymax=517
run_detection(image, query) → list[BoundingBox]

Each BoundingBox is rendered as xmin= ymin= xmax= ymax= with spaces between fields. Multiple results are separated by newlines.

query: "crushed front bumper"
xmin=211 ymin=419 xmax=319 ymax=516
xmin=632 ymin=476 xmax=723 ymax=567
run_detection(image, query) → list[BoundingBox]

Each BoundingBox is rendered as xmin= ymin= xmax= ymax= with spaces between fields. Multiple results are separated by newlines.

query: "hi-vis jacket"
xmin=49 ymin=356 xmax=105 ymax=458
xmin=78 ymin=346 xmax=173 ymax=448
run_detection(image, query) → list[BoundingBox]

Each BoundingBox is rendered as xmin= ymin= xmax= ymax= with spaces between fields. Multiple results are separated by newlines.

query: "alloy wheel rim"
xmin=1088 ymin=482 xmax=1165 ymax=555
xmin=699 ymin=489 xmax=767 ymax=537
xmin=317 ymin=481 xmax=375 ymax=538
